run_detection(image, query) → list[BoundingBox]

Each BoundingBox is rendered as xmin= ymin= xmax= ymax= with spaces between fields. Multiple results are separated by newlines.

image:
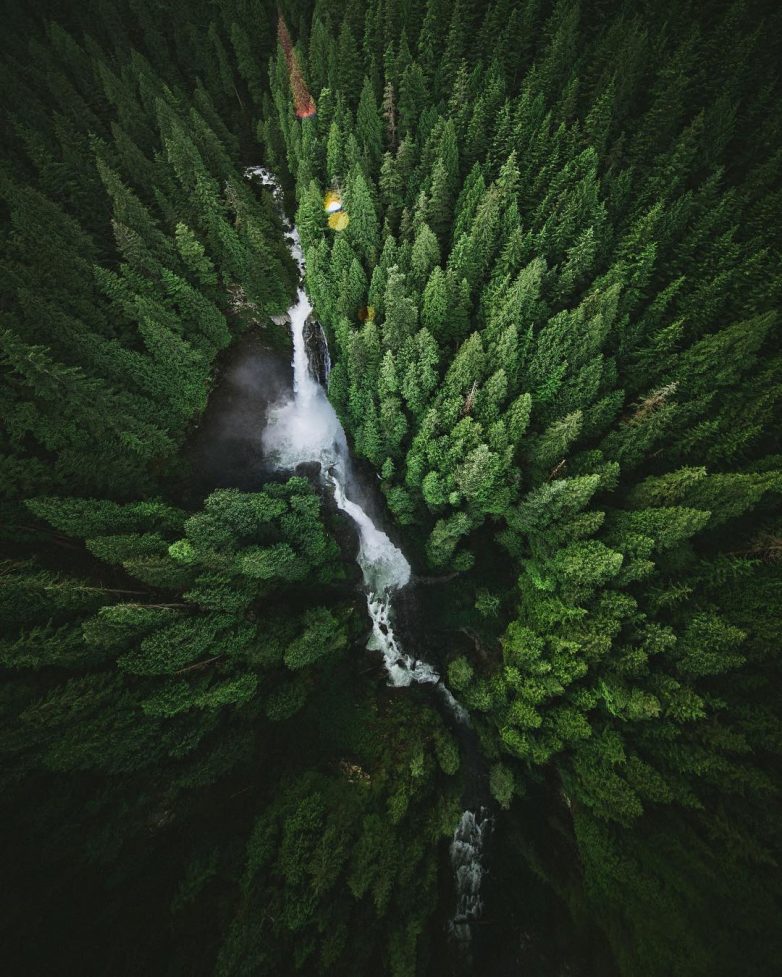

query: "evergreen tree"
xmin=3 ymin=3 xmax=782 ymax=976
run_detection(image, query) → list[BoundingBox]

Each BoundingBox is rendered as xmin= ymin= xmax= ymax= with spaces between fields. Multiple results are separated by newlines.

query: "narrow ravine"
xmin=245 ymin=166 xmax=491 ymax=956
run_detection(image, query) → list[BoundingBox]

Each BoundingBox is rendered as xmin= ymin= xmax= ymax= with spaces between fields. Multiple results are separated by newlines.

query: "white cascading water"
xmin=245 ymin=164 xmax=490 ymax=945
xmin=449 ymin=808 xmax=492 ymax=946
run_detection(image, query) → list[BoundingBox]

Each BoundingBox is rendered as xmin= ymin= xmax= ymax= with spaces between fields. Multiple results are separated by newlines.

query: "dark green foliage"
xmin=0 ymin=7 xmax=296 ymax=502
xmin=269 ymin=1 xmax=782 ymax=974
xmin=1 ymin=479 xmax=386 ymax=975
xmin=2 ymin=1 xmax=782 ymax=976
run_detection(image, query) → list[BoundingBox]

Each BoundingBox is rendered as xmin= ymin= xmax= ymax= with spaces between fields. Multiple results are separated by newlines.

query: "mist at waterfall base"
xmin=260 ymin=282 xmax=441 ymax=688
xmin=246 ymin=165 xmax=491 ymax=957
xmin=181 ymin=333 xmax=293 ymax=500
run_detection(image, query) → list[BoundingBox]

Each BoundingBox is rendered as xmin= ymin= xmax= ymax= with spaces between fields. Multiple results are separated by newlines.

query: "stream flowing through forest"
xmin=245 ymin=166 xmax=491 ymax=956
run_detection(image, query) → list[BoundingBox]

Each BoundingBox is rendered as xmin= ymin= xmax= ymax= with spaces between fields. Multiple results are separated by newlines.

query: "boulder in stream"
xmin=294 ymin=461 xmax=322 ymax=482
xmin=303 ymin=314 xmax=331 ymax=386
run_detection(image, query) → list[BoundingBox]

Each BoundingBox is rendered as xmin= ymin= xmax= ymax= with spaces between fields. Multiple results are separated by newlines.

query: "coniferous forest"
xmin=1 ymin=0 xmax=781 ymax=974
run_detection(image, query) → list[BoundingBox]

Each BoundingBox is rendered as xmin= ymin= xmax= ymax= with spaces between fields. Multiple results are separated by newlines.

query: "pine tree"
xmin=345 ymin=167 xmax=380 ymax=265
xmin=4 ymin=5 xmax=782 ymax=976
xmin=357 ymin=75 xmax=383 ymax=168
xmin=410 ymin=222 xmax=440 ymax=287
xmin=381 ymin=266 xmax=417 ymax=350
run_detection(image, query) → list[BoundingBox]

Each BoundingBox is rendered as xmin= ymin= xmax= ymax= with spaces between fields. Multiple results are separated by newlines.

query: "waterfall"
xmin=449 ymin=808 xmax=493 ymax=947
xmin=246 ymin=164 xmax=441 ymax=691
xmin=245 ymin=164 xmax=490 ymax=949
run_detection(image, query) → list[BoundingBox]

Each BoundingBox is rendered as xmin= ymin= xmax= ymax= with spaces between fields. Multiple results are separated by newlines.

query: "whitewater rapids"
xmin=245 ymin=165 xmax=490 ymax=949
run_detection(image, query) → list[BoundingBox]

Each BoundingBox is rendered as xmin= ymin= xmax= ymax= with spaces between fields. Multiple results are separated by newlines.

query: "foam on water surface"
xmin=246 ymin=164 xmax=488 ymax=950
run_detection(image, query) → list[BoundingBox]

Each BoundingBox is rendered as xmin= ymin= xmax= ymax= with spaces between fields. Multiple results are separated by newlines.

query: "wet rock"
xmin=294 ymin=460 xmax=322 ymax=482
xmin=338 ymin=759 xmax=370 ymax=783
xmin=303 ymin=314 xmax=331 ymax=386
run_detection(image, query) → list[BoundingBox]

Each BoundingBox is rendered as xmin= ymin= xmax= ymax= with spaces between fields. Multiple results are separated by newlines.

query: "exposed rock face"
xmin=270 ymin=313 xmax=291 ymax=326
xmin=303 ymin=314 xmax=331 ymax=386
xmin=294 ymin=460 xmax=322 ymax=482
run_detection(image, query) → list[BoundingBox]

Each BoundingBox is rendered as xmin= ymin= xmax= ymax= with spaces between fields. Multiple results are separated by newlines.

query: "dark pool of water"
xmin=179 ymin=330 xmax=293 ymax=502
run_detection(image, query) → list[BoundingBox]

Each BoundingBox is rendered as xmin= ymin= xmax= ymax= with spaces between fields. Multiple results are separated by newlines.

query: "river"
xmin=245 ymin=165 xmax=491 ymax=960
